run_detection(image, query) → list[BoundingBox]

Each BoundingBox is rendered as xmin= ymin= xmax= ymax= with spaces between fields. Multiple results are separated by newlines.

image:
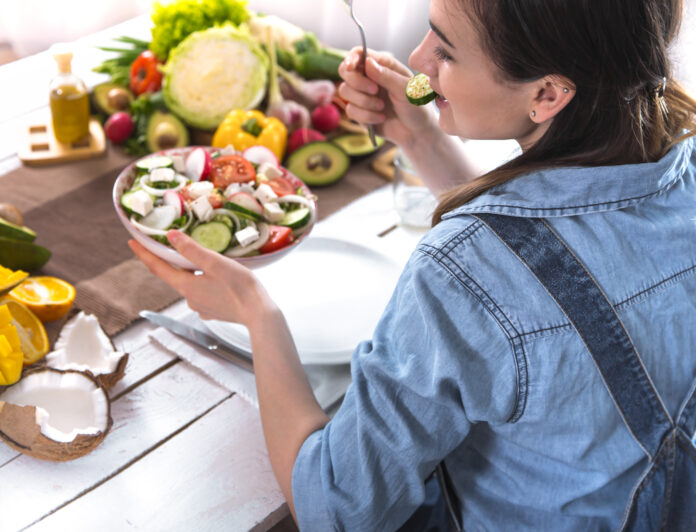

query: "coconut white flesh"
xmin=1 ymin=371 xmax=108 ymax=443
xmin=46 ymin=312 xmax=125 ymax=374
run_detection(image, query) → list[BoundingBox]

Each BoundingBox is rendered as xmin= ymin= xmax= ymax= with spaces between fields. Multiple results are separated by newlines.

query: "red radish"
xmin=185 ymin=147 xmax=212 ymax=182
xmin=311 ymin=103 xmax=341 ymax=133
xmin=162 ymin=190 xmax=184 ymax=217
xmin=242 ymin=146 xmax=279 ymax=169
xmin=287 ymin=128 xmax=325 ymax=155
xmin=104 ymin=112 xmax=134 ymax=144
xmin=226 ymin=191 xmax=263 ymax=217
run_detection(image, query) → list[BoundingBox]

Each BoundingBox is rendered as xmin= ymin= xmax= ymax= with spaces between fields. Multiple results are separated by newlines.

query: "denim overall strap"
xmin=473 ymin=214 xmax=673 ymax=458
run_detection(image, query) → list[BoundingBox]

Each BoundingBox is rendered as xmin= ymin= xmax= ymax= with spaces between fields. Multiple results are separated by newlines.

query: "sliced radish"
xmin=226 ymin=191 xmax=263 ymax=216
xmin=162 ymin=190 xmax=185 ymax=217
xmin=141 ymin=205 xmax=179 ymax=231
xmin=185 ymin=147 xmax=212 ymax=182
xmin=243 ymin=146 xmax=279 ymax=169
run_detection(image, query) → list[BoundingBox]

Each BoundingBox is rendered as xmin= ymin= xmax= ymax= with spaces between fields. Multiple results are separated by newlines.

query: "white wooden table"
xmin=0 ymin=14 xmax=520 ymax=532
xmin=0 ymin=16 xmax=299 ymax=532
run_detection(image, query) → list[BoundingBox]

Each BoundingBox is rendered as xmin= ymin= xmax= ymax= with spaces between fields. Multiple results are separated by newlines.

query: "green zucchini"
xmin=406 ymin=73 xmax=436 ymax=106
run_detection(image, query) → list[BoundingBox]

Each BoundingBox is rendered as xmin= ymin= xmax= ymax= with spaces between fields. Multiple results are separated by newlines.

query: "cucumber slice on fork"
xmin=406 ymin=73 xmax=437 ymax=106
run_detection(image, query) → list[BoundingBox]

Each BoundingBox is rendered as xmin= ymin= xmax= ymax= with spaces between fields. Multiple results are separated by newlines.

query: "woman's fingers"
xmin=337 ymin=82 xmax=385 ymax=112
xmin=344 ymin=102 xmax=386 ymax=125
xmin=128 ymin=239 xmax=190 ymax=292
xmin=365 ymin=57 xmax=410 ymax=102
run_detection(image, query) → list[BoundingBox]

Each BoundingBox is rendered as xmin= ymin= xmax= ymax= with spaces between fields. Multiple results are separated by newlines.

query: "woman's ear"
xmin=529 ymin=76 xmax=575 ymax=123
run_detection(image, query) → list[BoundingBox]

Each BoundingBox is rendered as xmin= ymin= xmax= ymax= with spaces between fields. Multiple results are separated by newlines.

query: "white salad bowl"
xmin=113 ymin=146 xmax=317 ymax=270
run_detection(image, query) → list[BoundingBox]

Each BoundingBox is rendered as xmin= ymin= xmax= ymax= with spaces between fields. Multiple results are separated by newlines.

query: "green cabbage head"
xmin=162 ymin=25 xmax=268 ymax=130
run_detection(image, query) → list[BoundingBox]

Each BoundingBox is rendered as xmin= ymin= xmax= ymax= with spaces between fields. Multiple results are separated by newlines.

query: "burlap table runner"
xmin=0 ymin=146 xmax=389 ymax=337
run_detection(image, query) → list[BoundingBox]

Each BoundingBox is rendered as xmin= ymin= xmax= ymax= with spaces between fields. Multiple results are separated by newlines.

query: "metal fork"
xmin=342 ymin=0 xmax=378 ymax=148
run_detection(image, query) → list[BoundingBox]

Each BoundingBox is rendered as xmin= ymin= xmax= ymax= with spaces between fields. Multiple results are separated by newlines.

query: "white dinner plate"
xmin=204 ymin=236 xmax=403 ymax=365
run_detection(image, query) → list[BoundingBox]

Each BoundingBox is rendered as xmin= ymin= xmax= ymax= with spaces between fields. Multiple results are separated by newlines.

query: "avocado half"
xmin=0 ymin=218 xmax=36 ymax=243
xmin=285 ymin=141 xmax=350 ymax=186
xmin=332 ymin=134 xmax=385 ymax=157
xmin=146 ymin=111 xmax=190 ymax=153
xmin=91 ymin=82 xmax=133 ymax=116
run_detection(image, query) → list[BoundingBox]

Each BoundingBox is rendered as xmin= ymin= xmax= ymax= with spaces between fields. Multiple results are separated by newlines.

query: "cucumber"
xmin=135 ymin=156 xmax=174 ymax=172
xmin=120 ymin=189 xmax=140 ymax=214
xmin=406 ymin=73 xmax=436 ymax=106
xmin=294 ymin=51 xmax=343 ymax=81
xmin=224 ymin=193 xmax=263 ymax=221
xmin=190 ymin=222 xmax=232 ymax=253
xmin=278 ymin=207 xmax=310 ymax=230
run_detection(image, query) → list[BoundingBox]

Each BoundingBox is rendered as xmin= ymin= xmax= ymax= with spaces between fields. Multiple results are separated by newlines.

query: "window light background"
xmin=0 ymin=0 xmax=692 ymax=93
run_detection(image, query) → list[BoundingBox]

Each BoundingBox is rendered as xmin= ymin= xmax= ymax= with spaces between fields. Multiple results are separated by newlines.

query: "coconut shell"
xmin=0 ymin=368 xmax=112 ymax=461
xmin=48 ymin=312 xmax=128 ymax=391
xmin=91 ymin=351 xmax=129 ymax=391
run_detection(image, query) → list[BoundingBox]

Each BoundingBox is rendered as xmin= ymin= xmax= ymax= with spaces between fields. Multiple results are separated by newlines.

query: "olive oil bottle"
xmin=49 ymin=45 xmax=90 ymax=144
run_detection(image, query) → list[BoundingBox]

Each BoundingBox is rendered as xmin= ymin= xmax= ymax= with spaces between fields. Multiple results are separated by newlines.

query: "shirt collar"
xmin=443 ymin=136 xmax=695 ymax=219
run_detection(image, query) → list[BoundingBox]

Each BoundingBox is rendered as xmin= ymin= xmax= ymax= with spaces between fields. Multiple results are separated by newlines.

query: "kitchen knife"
xmin=140 ymin=310 xmax=253 ymax=373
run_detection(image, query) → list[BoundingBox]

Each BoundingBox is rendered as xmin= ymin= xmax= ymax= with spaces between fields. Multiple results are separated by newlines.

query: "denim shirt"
xmin=292 ymin=136 xmax=696 ymax=531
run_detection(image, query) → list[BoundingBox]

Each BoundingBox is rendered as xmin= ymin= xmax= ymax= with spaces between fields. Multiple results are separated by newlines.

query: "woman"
xmin=131 ymin=0 xmax=696 ymax=529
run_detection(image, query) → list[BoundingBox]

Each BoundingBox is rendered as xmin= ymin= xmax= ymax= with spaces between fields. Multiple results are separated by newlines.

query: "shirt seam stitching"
xmin=616 ymin=263 xmax=696 ymax=309
xmin=443 ymin=168 xmax=685 ymax=218
xmin=417 ymin=245 xmax=528 ymax=423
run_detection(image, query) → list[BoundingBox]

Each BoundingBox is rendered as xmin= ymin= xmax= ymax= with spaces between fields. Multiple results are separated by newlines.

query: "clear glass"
xmin=392 ymin=150 xmax=437 ymax=228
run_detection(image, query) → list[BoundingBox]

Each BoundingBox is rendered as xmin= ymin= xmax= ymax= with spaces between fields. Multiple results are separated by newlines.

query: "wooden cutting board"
xmin=18 ymin=115 xmax=106 ymax=166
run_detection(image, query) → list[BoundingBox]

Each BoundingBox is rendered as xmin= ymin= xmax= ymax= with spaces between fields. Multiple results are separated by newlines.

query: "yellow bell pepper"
xmin=0 ymin=304 xmax=22 ymax=385
xmin=212 ymin=109 xmax=287 ymax=162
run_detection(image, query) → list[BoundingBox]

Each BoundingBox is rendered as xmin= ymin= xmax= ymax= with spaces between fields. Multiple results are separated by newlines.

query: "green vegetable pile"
xmin=150 ymin=0 xmax=250 ymax=60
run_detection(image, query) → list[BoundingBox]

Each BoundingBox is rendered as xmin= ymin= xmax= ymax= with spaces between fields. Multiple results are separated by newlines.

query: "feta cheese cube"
xmin=224 ymin=182 xmax=242 ymax=198
xmin=191 ymin=195 xmax=214 ymax=222
xmin=171 ymin=154 xmax=187 ymax=173
xmin=235 ymin=226 xmax=260 ymax=247
xmin=240 ymin=182 xmax=256 ymax=195
xmin=257 ymin=163 xmax=282 ymax=180
xmin=263 ymin=202 xmax=285 ymax=222
xmin=254 ymin=183 xmax=278 ymax=204
xmin=187 ymin=181 xmax=214 ymax=200
xmin=149 ymin=167 xmax=176 ymax=182
xmin=219 ymin=145 xmax=237 ymax=156
xmin=130 ymin=190 xmax=154 ymax=217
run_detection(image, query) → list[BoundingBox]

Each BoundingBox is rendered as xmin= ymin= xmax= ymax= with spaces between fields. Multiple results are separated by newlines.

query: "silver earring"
xmin=563 ymin=88 xmax=569 ymax=93
xmin=531 ymin=110 xmax=536 ymax=117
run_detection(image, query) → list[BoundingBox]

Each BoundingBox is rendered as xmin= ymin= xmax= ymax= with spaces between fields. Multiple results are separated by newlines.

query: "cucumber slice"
xmin=278 ymin=207 xmax=310 ymax=229
xmin=135 ymin=156 xmax=174 ymax=172
xmin=406 ymin=73 xmax=436 ymax=106
xmin=120 ymin=189 xmax=141 ymax=214
xmin=190 ymin=222 xmax=232 ymax=253
xmin=223 ymin=200 xmax=263 ymax=221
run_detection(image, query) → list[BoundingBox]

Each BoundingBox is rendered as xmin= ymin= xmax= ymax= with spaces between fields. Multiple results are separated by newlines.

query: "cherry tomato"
xmin=208 ymin=191 xmax=224 ymax=209
xmin=209 ymin=155 xmax=257 ymax=188
xmin=267 ymin=176 xmax=295 ymax=197
xmin=129 ymin=50 xmax=163 ymax=96
xmin=259 ymin=225 xmax=293 ymax=254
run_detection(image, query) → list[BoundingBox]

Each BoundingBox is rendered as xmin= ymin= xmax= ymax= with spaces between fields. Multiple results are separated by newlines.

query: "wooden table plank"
xmin=0 ymin=362 xmax=230 ymax=532
xmin=25 ymin=395 xmax=287 ymax=532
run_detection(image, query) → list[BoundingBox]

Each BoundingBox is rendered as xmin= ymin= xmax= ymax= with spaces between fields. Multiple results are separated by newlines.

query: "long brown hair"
xmin=433 ymin=0 xmax=696 ymax=224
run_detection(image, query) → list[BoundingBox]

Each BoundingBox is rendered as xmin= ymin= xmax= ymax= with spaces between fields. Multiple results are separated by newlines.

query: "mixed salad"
xmin=120 ymin=146 xmax=316 ymax=257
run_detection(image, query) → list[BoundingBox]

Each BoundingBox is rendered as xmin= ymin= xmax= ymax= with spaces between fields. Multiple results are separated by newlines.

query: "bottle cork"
xmin=50 ymin=43 xmax=73 ymax=74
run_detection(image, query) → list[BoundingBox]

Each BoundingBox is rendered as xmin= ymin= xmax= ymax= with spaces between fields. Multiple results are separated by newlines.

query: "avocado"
xmin=92 ymin=82 xmax=133 ymax=115
xmin=146 ymin=111 xmax=190 ymax=153
xmin=0 ymin=218 xmax=36 ymax=243
xmin=285 ymin=141 xmax=350 ymax=186
xmin=0 ymin=237 xmax=51 ymax=271
xmin=332 ymin=134 xmax=385 ymax=157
